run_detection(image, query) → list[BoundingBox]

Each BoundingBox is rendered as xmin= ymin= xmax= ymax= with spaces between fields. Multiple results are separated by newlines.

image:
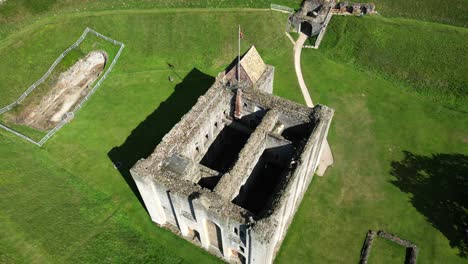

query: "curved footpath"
xmin=294 ymin=33 xmax=314 ymax=107
xmin=293 ymin=32 xmax=334 ymax=176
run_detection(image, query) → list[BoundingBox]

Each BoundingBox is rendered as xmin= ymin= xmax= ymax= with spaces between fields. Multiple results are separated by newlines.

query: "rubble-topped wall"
xmin=214 ymin=109 xmax=279 ymax=200
xmin=334 ymin=2 xmax=377 ymax=15
xmin=132 ymin=81 xmax=231 ymax=178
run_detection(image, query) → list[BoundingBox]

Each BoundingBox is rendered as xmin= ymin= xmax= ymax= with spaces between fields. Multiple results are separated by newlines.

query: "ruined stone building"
xmin=290 ymin=0 xmax=335 ymax=36
xmin=131 ymin=46 xmax=334 ymax=264
xmin=335 ymin=2 xmax=376 ymax=15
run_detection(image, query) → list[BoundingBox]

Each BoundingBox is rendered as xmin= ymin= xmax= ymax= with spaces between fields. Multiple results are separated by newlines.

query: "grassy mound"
xmin=319 ymin=15 xmax=468 ymax=111
xmin=377 ymin=0 xmax=468 ymax=27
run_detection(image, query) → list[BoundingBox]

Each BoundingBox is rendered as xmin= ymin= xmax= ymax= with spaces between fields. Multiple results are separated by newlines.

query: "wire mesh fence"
xmin=270 ymin=3 xmax=294 ymax=13
xmin=0 ymin=27 xmax=125 ymax=146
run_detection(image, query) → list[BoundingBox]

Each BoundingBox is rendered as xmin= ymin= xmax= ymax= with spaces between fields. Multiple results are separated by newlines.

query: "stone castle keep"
xmin=131 ymin=47 xmax=334 ymax=263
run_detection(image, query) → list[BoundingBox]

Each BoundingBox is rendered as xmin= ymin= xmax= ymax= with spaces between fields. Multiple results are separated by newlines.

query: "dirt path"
xmin=293 ymin=32 xmax=334 ymax=176
xmin=294 ymin=33 xmax=314 ymax=107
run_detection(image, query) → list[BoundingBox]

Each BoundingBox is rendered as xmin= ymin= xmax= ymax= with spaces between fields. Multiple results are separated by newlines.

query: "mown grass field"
xmin=0 ymin=1 xmax=467 ymax=264
xmin=368 ymin=237 xmax=407 ymax=263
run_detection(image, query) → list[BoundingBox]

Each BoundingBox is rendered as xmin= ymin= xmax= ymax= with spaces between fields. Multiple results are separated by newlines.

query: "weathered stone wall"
xmin=239 ymin=105 xmax=333 ymax=263
xmin=214 ymin=110 xmax=279 ymax=200
xmin=377 ymin=231 xmax=419 ymax=264
xmin=178 ymin=95 xmax=231 ymax=163
xmin=359 ymin=230 xmax=376 ymax=264
xmin=254 ymin=66 xmax=274 ymax=94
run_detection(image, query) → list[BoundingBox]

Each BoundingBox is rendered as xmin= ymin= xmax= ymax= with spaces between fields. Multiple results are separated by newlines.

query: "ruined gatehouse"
xmin=290 ymin=0 xmax=335 ymax=36
xmin=131 ymin=46 xmax=334 ymax=264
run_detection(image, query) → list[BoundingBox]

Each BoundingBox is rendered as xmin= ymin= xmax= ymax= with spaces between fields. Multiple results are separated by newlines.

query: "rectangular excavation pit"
xmin=0 ymin=28 xmax=124 ymax=145
xmin=15 ymin=50 xmax=108 ymax=131
xmin=233 ymin=143 xmax=293 ymax=215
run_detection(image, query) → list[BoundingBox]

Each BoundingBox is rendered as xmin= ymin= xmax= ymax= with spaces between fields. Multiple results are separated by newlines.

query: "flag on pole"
xmin=237 ymin=25 xmax=241 ymax=82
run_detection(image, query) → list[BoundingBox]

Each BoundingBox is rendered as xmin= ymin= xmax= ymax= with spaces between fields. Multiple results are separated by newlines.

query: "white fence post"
xmin=270 ymin=3 xmax=294 ymax=13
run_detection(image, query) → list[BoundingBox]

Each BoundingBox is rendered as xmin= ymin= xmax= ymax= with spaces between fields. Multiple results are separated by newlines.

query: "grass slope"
xmin=320 ymin=15 xmax=468 ymax=111
xmin=376 ymin=0 xmax=468 ymax=27
xmin=2 ymin=0 xmax=467 ymax=28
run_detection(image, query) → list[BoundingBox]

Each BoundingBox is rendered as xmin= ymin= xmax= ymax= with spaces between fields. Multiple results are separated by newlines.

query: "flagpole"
xmin=237 ymin=24 xmax=240 ymax=82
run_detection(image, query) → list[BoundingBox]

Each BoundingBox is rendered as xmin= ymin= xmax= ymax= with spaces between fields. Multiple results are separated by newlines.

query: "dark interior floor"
xmin=199 ymin=123 xmax=250 ymax=174
xmin=233 ymin=149 xmax=288 ymax=215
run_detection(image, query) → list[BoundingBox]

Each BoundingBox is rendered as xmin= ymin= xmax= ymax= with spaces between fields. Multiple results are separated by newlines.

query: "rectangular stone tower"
xmin=130 ymin=46 xmax=334 ymax=264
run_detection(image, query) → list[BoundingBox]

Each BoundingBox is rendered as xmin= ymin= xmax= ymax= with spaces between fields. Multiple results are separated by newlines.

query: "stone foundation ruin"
xmin=290 ymin=0 xmax=335 ymax=36
xmin=359 ymin=230 xmax=419 ymax=264
xmin=14 ymin=50 xmax=107 ymax=130
xmin=290 ymin=0 xmax=377 ymax=38
xmin=334 ymin=2 xmax=377 ymax=16
xmin=131 ymin=46 xmax=334 ymax=264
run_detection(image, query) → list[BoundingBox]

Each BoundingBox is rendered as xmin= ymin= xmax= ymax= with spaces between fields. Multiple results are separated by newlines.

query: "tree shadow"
xmin=108 ymin=68 xmax=215 ymax=209
xmin=390 ymin=151 xmax=468 ymax=258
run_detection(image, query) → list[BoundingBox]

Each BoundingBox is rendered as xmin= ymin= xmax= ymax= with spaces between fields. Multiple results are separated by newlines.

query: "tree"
xmin=391 ymin=151 xmax=468 ymax=257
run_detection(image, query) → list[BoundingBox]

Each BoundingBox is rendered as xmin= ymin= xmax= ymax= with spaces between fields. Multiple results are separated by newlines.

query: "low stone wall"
xmin=377 ymin=231 xmax=419 ymax=264
xmin=360 ymin=230 xmax=419 ymax=264
xmin=359 ymin=230 xmax=376 ymax=264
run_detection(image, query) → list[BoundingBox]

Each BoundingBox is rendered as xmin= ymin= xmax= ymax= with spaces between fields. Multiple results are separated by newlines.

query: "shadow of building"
xmin=108 ymin=68 xmax=215 ymax=209
xmin=390 ymin=151 xmax=468 ymax=258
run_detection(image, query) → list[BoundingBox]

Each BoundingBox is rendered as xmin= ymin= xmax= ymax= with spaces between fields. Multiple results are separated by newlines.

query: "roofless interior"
xmin=197 ymin=108 xmax=264 ymax=190
xmin=193 ymin=96 xmax=315 ymax=216
xmin=233 ymin=144 xmax=293 ymax=215
xmin=199 ymin=123 xmax=250 ymax=174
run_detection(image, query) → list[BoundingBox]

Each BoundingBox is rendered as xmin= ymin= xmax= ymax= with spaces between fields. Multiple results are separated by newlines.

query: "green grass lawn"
xmin=368 ymin=237 xmax=407 ymax=263
xmin=275 ymin=44 xmax=467 ymax=263
xmin=376 ymin=0 xmax=468 ymax=27
xmin=0 ymin=2 xmax=467 ymax=264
